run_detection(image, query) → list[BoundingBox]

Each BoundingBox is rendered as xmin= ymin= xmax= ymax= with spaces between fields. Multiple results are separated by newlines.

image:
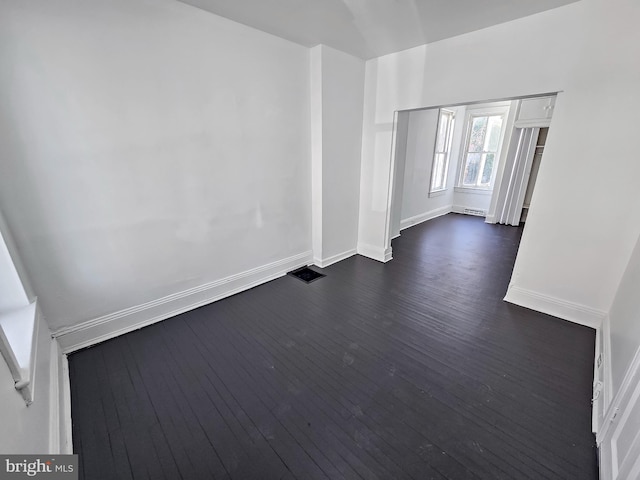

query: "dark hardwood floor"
xmin=69 ymin=213 xmax=598 ymax=480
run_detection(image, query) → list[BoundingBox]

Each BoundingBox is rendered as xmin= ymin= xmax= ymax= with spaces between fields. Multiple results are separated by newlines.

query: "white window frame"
xmin=0 ymin=226 xmax=38 ymax=405
xmin=456 ymin=105 xmax=509 ymax=192
xmin=429 ymin=109 xmax=455 ymax=196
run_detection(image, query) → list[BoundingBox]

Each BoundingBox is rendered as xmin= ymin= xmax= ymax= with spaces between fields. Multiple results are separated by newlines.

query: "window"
xmin=458 ymin=108 xmax=507 ymax=190
xmin=430 ymin=109 xmax=455 ymax=194
xmin=0 ymin=228 xmax=37 ymax=405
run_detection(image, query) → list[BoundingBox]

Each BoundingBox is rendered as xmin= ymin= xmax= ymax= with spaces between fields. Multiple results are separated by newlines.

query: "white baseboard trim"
xmin=52 ymin=251 xmax=312 ymax=353
xmin=357 ymin=243 xmax=392 ymax=263
xmin=400 ymin=206 xmax=451 ymax=231
xmin=452 ymin=205 xmax=487 ymax=217
xmin=504 ymin=285 xmax=606 ymax=329
xmin=314 ymin=249 xmax=356 ymax=268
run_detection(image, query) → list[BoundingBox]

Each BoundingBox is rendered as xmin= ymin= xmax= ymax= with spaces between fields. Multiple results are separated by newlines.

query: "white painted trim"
xmin=357 ymin=243 xmax=392 ymax=263
xmin=427 ymin=189 xmax=447 ymax=198
xmin=514 ymin=118 xmax=553 ymax=128
xmin=400 ymin=206 xmax=452 ymax=231
xmin=25 ymin=304 xmax=39 ymax=404
xmin=52 ymin=251 xmax=312 ymax=353
xmin=0 ymin=302 xmax=38 ymax=404
xmin=314 ymin=249 xmax=357 ymax=268
xmin=48 ymin=338 xmax=60 ymax=454
xmin=504 ymin=285 xmax=605 ymax=329
xmin=452 ymin=205 xmax=487 ymax=217
xmin=48 ymin=338 xmax=72 ymax=454
xmin=428 ymin=108 xmax=455 ymax=196
xmin=383 ymin=110 xmax=401 ymax=254
xmin=455 ymin=105 xmax=510 ymax=191
xmin=603 ymin=313 xmax=613 ymax=415
xmin=59 ymin=353 xmax=73 ymax=454
xmin=453 ymin=187 xmax=492 ymax=195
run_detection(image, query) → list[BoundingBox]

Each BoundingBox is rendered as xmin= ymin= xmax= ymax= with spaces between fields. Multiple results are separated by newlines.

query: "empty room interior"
xmin=1 ymin=0 xmax=640 ymax=479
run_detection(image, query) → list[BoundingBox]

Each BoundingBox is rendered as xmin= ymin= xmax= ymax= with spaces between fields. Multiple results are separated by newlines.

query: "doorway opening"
xmin=388 ymin=93 xmax=556 ymax=244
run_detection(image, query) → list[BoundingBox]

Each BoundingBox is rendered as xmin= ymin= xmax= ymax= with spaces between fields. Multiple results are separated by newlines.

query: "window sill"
xmin=0 ymin=301 xmax=38 ymax=405
xmin=428 ymin=189 xmax=448 ymax=198
xmin=454 ymin=186 xmax=493 ymax=196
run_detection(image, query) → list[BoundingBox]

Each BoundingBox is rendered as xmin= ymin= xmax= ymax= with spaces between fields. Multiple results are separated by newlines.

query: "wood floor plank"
xmin=195 ymin=303 xmax=446 ymax=480
xmin=241 ymin=280 xmax=580 ymax=474
xmin=157 ymin=326 xmax=293 ymax=479
xmin=215 ymin=299 xmax=478 ymax=480
xmin=229 ymin=290 xmax=555 ymax=479
xmin=177 ymin=319 xmax=367 ymax=480
xmin=69 ymin=214 xmax=598 ymax=479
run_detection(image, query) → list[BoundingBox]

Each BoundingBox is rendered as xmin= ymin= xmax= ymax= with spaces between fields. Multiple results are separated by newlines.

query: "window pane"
xmin=468 ymin=116 xmax=488 ymax=152
xmin=431 ymin=153 xmax=445 ymax=190
xmin=484 ymin=116 xmax=503 ymax=152
xmin=435 ymin=112 xmax=451 ymax=152
xmin=480 ymin=153 xmax=495 ymax=185
xmin=463 ymin=153 xmax=482 ymax=186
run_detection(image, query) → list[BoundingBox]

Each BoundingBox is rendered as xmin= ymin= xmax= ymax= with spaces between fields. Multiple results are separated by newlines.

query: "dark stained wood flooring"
xmin=69 ymin=213 xmax=598 ymax=480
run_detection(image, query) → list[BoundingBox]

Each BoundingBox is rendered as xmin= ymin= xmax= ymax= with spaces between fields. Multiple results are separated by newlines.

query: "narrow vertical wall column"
xmin=310 ymin=46 xmax=324 ymax=264
xmin=310 ymin=45 xmax=366 ymax=268
xmin=356 ymin=49 xmax=430 ymax=263
xmin=388 ymin=112 xmax=410 ymax=240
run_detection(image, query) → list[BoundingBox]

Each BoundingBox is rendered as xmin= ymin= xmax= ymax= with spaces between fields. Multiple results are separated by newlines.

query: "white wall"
xmin=452 ymin=192 xmax=491 ymax=214
xmin=310 ymin=45 xmax=365 ymax=267
xmin=598 ymin=231 xmax=640 ymax=479
xmin=401 ymin=109 xmax=440 ymax=219
xmin=507 ymin=0 xmax=640 ymax=322
xmin=357 ymin=2 xmax=584 ymax=262
xmin=0 ymin=230 xmax=29 ymax=312
xmin=357 ymin=0 xmax=640 ymax=328
xmin=608 ymin=233 xmax=640 ymax=396
xmin=398 ymin=106 xmax=464 ymax=228
xmin=399 ymin=102 xmax=510 ymax=226
xmin=0 ymin=0 xmax=312 ymax=332
xmin=0 ymin=210 xmax=34 ymax=312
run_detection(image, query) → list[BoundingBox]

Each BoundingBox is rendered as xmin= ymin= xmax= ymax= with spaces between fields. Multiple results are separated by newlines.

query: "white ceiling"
xmin=178 ymin=0 xmax=580 ymax=59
